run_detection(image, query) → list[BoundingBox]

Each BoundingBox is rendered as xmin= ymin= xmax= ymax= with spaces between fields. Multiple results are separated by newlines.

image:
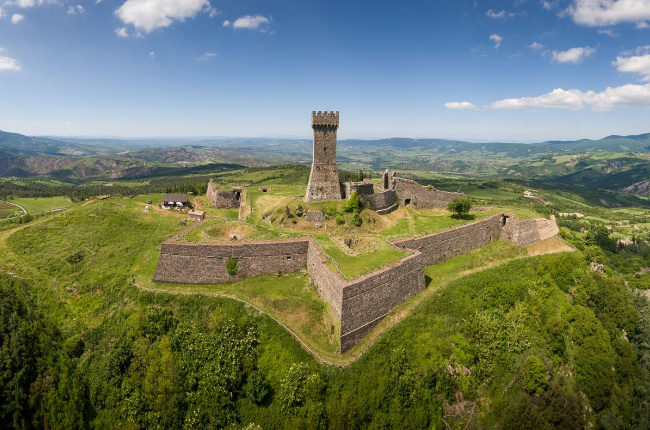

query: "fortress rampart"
xmin=391 ymin=176 xmax=465 ymax=209
xmin=206 ymin=181 xmax=242 ymax=209
xmin=501 ymin=215 xmax=559 ymax=246
xmin=153 ymin=239 xmax=309 ymax=284
xmin=391 ymin=214 xmax=504 ymax=265
xmin=360 ymin=190 xmax=397 ymax=211
xmin=153 ymin=213 xmax=559 ymax=352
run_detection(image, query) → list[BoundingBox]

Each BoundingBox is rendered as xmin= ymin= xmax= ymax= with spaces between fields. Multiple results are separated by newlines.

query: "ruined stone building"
xmin=382 ymin=170 xmax=465 ymax=209
xmin=206 ymin=180 xmax=242 ymax=209
xmin=306 ymin=111 xmax=342 ymax=201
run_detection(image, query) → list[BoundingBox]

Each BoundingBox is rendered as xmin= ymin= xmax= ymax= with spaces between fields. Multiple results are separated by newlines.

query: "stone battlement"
xmin=312 ymin=111 xmax=339 ymax=127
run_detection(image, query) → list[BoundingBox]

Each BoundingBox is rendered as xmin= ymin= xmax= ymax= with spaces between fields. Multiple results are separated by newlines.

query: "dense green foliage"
xmin=227 ymin=258 xmax=239 ymax=276
xmin=447 ymin=197 xmax=471 ymax=217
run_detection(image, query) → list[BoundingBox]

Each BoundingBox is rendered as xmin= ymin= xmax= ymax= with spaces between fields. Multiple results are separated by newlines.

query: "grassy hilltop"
xmin=1 ymin=164 xmax=650 ymax=428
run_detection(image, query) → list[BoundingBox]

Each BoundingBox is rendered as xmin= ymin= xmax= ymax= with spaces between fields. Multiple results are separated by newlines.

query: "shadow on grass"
xmin=450 ymin=214 xmax=476 ymax=221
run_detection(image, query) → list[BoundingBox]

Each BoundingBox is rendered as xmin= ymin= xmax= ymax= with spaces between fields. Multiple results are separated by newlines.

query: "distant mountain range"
xmin=2 ymin=129 xmax=650 ymax=190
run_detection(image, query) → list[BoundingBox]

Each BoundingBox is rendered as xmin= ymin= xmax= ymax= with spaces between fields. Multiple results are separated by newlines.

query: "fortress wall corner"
xmin=501 ymin=215 xmax=559 ymax=247
xmin=360 ymin=190 xmax=396 ymax=211
xmin=306 ymin=240 xmax=345 ymax=319
xmin=339 ymin=251 xmax=427 ymax=352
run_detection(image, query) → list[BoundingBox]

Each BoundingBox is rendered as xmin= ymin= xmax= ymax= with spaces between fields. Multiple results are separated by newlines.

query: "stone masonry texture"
xmin=306 ymin=111 xmax=342 ymax=201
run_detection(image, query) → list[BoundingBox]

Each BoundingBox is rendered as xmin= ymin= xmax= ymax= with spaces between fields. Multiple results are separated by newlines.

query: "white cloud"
xmin=224 ymin=14 xmax=270 ymax=30
xmin=115 ymin=0 xmax=211 ymax=33
xmin=597 ymin=28 xmax=617 ymax=36
xmin=487 ymin=9 xmax=506 ymax=18
xmin=0 ymin=7 xmax=5 ymax=18
xmin=198 ymin=51 xmax=216 ymax=61
xmin=529 ymin=41 xmax=544 ymax=51
xmin=487 ymin=9 xmax=518 ymax=19
xmin=567 ymin=0 xmax=650 ymax=27
xmin=489 ymin=33 xmax=503 ymax=48
xmin=8 ymin=0 xmax=55 ymax=8
xmin=613 ymin=52 xmax=650 ymax=80
xmin=446 ymin=84 xmax=650 ymax=111
xmin=149 ymin=51 xmax=155 ymax=58
xmin=637 ymin=20 xmax=650 ymax=28
xmin=115 ymin=26 xmax=128 ymax=38
xmin=0 ymin=54 xmax=21 ymax=71
xmin=11 ymin=13 xmax=24 ymax=23
xmin=542 ymin=0 xmax=560 ymax=9
xmin=444 ymin=101 xmax=478 ymax=110
xmin=67 ymin=4 xmax=83 ymax=15
xmin=551 ymin=46 xmax=595 ymax=63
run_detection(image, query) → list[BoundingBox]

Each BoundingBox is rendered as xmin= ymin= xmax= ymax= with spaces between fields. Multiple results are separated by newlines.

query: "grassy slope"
xmin=11 ymin=196 xmax=73 ymax=214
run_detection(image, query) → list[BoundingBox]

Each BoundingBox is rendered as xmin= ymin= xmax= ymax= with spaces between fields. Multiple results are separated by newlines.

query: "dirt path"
xmin=0 ymin=200 xmax=27 ymax=221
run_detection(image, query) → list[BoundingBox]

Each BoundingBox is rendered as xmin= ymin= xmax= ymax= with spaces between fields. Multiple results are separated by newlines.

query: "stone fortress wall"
xmin=360 ymin=190 xmax=397 ymax=212
xmin=501 ymin=215 xmax=559 ymax=246
xmin=387 ymin=174 xmax=466 ymax=209
xmin=206 ymin=180 xmax=242 ymax=209
xmin=392 ymin=214 xmax=504 ymax=265
xmin=153 ymin=239 xmax=309 ymax=284
xmin=154 ymin=213 xmax=560 ymax=352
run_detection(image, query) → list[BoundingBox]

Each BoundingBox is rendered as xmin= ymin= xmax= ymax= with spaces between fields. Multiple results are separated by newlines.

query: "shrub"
xmin=245 ymin=371 xmax=269 ymax=405
xmin=521 ymin=355 xmax=548 ymax=395
xmin=344 ymin=192 xmax=361 ymax=213
xmin=226 ymin=257 xmax=238 ymax=276
xmin=335 ymin=214 xmax=345 ymax=225
xmin=448 ymin=198 xmax=471 ymax=217
xmin=352 ymin=212 xmax=362 ymax=227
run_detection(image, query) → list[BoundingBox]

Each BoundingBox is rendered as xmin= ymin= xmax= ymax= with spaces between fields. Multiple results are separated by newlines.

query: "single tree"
xmin=448 ymin=197 xmax=471 ymax=217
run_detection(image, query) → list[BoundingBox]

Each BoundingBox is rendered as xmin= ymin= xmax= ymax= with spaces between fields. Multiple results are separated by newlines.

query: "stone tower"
xmin=306 ymin=110 xmax=342 ymax=201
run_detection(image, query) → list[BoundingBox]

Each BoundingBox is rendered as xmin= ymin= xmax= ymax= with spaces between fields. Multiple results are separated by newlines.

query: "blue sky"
xmin=1 ymin=0 xmax=650 ymax=141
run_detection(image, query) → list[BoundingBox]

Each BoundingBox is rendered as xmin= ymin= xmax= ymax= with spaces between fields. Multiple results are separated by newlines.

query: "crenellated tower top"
xmin=312 ymin=111 xmax=339 ymax=128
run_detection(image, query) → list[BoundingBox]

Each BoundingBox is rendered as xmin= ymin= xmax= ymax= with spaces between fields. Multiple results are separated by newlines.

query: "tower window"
xmin=323 ymin=147 xmax=327 ymax=152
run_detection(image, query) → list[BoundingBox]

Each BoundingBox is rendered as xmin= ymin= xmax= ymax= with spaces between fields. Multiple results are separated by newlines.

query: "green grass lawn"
xmin=11 ymin=196 xmax=73 ymax=214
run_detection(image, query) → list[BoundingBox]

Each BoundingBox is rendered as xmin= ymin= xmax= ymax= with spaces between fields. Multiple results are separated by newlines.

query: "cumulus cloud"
xmin=115 ymin=0 xmax=212 ymax=33
xmin=0 ymin=54 xmax=21 ymax=71
xmin=115 ymin=26 xmax=128 ymax=38
xmin=551 ymin=46 xmax=595 ymax=63
xmin=444 ymin=101 xmax=478 ymax=110
xmin=489 ymin=33 xmax=503 ymax=48
xmin=566 ymin=0 xmax=650 ymax=27
xmin=11 ymin=13 xmax=24 ymax=23
xmin=446 ymin=84 xmax=650 ymax=111
xmin=613 ymin=52 xmax=650 ymax=80
xmin=67 ymin=4 xmax=83 ymax=15
xmin=223 ymin=14 xmax=270 ymax=30
xmin=529 ymin=41 xmax=544 ymax=51
xmin=8 ymin=0 xmax=55 ymax=8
